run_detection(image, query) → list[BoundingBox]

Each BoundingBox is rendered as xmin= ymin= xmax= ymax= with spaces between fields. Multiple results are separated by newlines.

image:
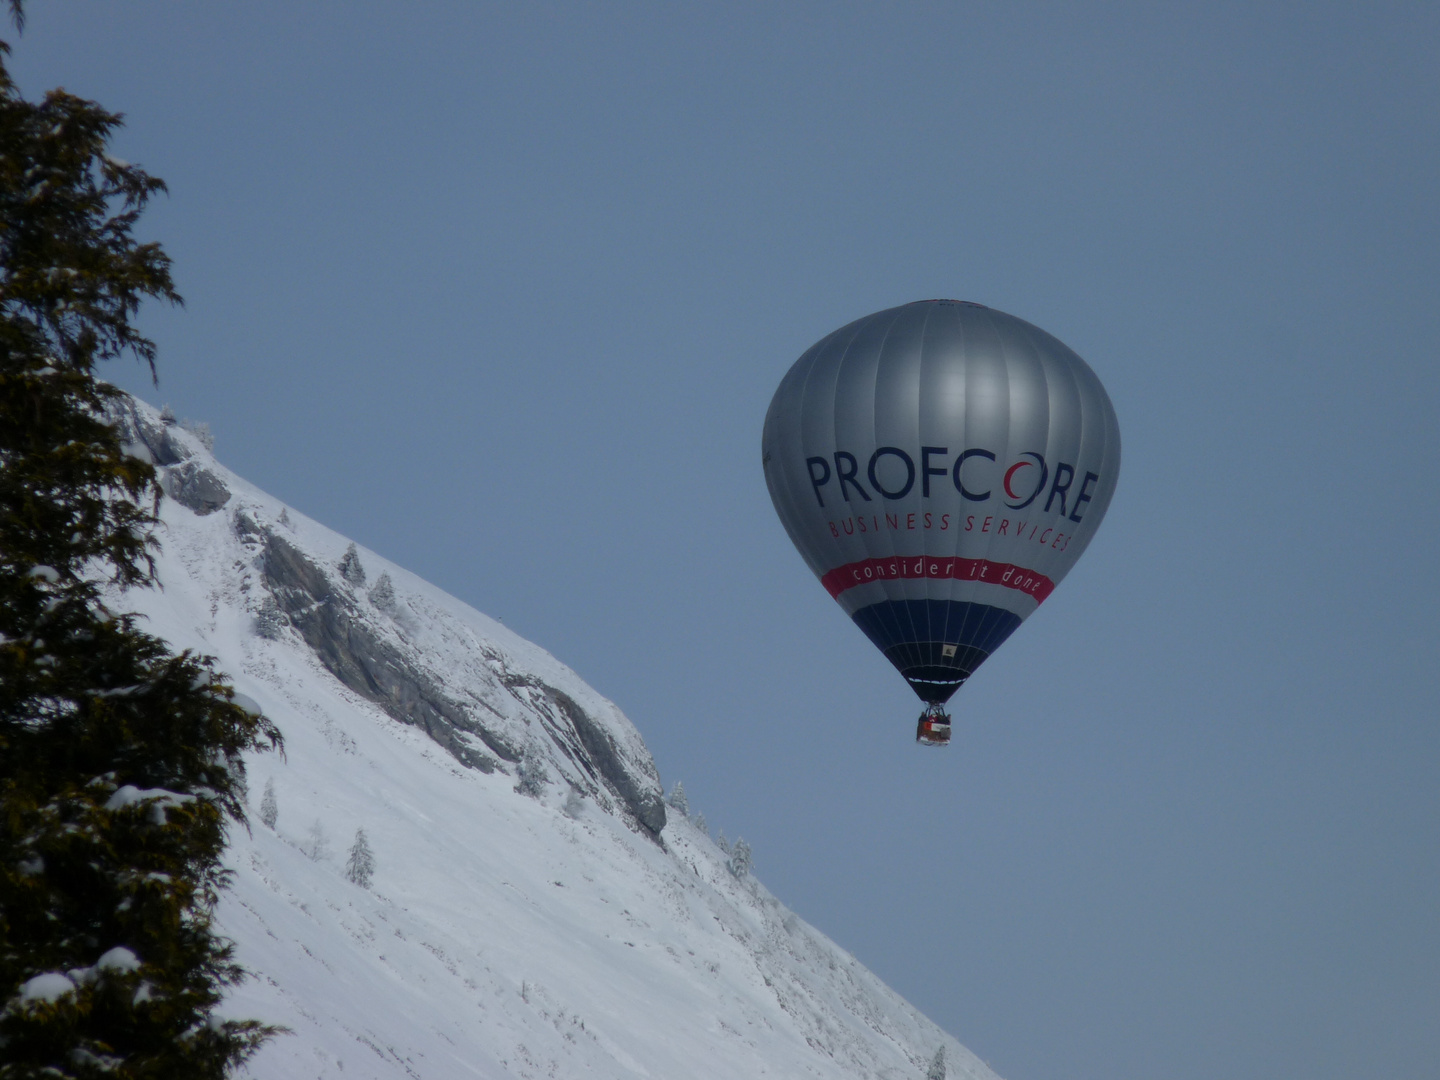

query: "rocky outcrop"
xmin=163 ymin=459 xmax=230 ymax=515
xmin=498 ymin=673 xmax=666 ymax=836
xmin=111 ymin=399 xmax=187 ymax=466
xmin=234 ymin=511 xmax=665 ymax=837
xmin=235 ymin=512 xmax=509 ymax=772
xmin=550 ymin=686 xmax=666 ymax=835
xmin=107 ymin=394 xmax=665 ymax=838
xmin=108 ymin=399 xmax=230 ymax=514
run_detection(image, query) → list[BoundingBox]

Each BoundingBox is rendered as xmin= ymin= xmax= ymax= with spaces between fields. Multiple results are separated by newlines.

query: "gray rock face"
xmin=110 ymin=398 xmax=188 ymax=466
xmin=237 ymin=514 xmax=507 ymax=772
xmin=108 ymin=394 xmax=665 ymax=837
xmin=107 ymin=398 xmax=230 ymax=514
xmin=548 ymin=686 xmax=667 ymax=834
xmin=164 ymin=460 xmax=231 ymax=515
xmin=235 ymin=512 xmax=665 ymax=837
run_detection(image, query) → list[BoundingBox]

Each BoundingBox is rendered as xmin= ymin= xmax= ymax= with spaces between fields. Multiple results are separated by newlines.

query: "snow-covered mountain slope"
xmin=106 ymin=397 xmax=1000 ymax=1080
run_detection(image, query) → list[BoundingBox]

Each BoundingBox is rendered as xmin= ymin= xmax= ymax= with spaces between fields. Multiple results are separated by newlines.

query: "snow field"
xmin=111 ymin=400 xmax=999 ymax=1080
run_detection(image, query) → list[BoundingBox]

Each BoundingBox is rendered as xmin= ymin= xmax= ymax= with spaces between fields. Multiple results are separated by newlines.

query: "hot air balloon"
xmin=762 ymin=300 xmax=1120 ymax=745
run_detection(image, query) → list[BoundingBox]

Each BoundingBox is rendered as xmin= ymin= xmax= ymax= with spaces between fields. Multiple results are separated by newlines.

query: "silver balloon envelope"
xmin=762 ymin=300 xmax=1120 ymax=705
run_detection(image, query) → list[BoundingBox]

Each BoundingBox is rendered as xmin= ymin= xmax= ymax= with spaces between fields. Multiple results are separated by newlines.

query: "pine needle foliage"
xmin=0 ymin=11 xmax=284 ymax=1077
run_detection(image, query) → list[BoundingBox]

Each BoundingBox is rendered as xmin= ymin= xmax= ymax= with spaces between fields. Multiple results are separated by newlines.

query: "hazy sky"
xmin=14 ymin=4 xmax=1439 ymax=1078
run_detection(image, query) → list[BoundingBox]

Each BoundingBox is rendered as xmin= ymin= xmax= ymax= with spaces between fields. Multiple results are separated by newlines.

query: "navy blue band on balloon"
xmin=849 ymin=600 xmax=1023 ymax=704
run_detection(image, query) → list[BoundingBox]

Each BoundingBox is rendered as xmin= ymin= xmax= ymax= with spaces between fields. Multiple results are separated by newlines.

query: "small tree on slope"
xmin=345 ymin=829 xmax=374 ymax=888
xmin=926 ymin=1045 xmax=946 ymax=1080
xmin=727 ymin=838 xmax=752 ymax=878
xmin=368 ymin=572 xmax=396 ymax=611
xmin=514 ymin=749 xmax=548 ymax=799
xmin=302 ymin=820 xmax=330 ymax=863
xmin=338 ymin=542 xmax=365 ymax=587
xmin=0 ymin=10 xmax=283 ymax=1075
xmin=258 ymin=778 xmax=278 ymax=830
xmin=664 ymin=781 xmax=688 ymax=818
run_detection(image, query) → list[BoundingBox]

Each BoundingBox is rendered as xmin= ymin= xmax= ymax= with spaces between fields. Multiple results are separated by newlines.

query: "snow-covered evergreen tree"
xmin=303 ymin=819 xmax=330 ymax=862
xmin=180 ymin=418 xmax=214 ymax=451
xmin=514 ymin=750 xmax=548 ymax=799
xmin=665 ymin=780 xmax=689 ymax=817
xmin=259 ymin=778 xmax=278 ymax=829
xmin=338 ymin=542 xmax=365 ymax=586
xmin=693 ymin=811 xmax=708 ymax=836
xmin=562 ymin=788 xmax=585 ymax=819
xmin=159 ymin=402 xmax=176 ymax=424
xmin=369 ymin=571 xmax=396 ymax=611
xmin=0 ymin=13 xmax=282 ymax=1071
xmin=277 ymin=507 xmax=291 ymax=529
xmin=926 ymin=1044 xmax=947 ymax=1079
xmin=716 ymin=830 xmax=731 ymax=855
xmin=345 ymin=828 xmax=374 ymax=888
xmin=727 ymin=837 xmax=753 ymax=878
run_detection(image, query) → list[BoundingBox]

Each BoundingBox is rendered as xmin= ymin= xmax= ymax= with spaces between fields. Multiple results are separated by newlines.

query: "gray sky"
xmin=16 ymin=3 xmax=1439 ymax=1077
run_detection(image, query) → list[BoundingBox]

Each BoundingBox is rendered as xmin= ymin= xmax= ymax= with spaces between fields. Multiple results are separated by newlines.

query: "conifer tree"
xmin=368 ymin=571 xmax=395 ymax=611
xmin=664 ymin=780 xmax=688 ymax=817
xmin=258 ymin=778 xmax=278 ymax=830
xmin=344 ymin=828 xmax=374 ymax=888
xmin=727 ymin=837 xmax=752 ymax=878
xmin=514 ymin=750 xmax=549 ymax=798
xmin=337 ymin=542 xmax=365 ymax=586
xmin=0 ymin=8 xmax=283 ymax=1075
xmin=926 ymin=1044 xmax=947 ymax=1080
xmin=302 ymin=820 xmax=330 ymax=862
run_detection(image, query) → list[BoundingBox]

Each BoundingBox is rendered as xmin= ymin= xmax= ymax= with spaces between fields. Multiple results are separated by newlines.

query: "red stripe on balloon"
xmin=820 ymin=556 xmax=1055 ymax=602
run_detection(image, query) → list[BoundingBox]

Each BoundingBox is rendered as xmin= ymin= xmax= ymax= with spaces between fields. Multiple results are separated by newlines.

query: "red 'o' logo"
xmin=1002 ymin=452 xmax=1048 ymax=509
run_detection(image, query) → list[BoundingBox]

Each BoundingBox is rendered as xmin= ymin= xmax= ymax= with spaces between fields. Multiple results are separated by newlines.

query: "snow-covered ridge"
xmin=110 ymin=396 xmax=665 ymax=837
xmin=105 ymin=396 xmax=999 ymax=1080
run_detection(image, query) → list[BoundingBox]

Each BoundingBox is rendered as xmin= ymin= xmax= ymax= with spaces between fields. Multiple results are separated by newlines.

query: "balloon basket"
xmin=916 ymin=708 xmax=952 ymax=747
